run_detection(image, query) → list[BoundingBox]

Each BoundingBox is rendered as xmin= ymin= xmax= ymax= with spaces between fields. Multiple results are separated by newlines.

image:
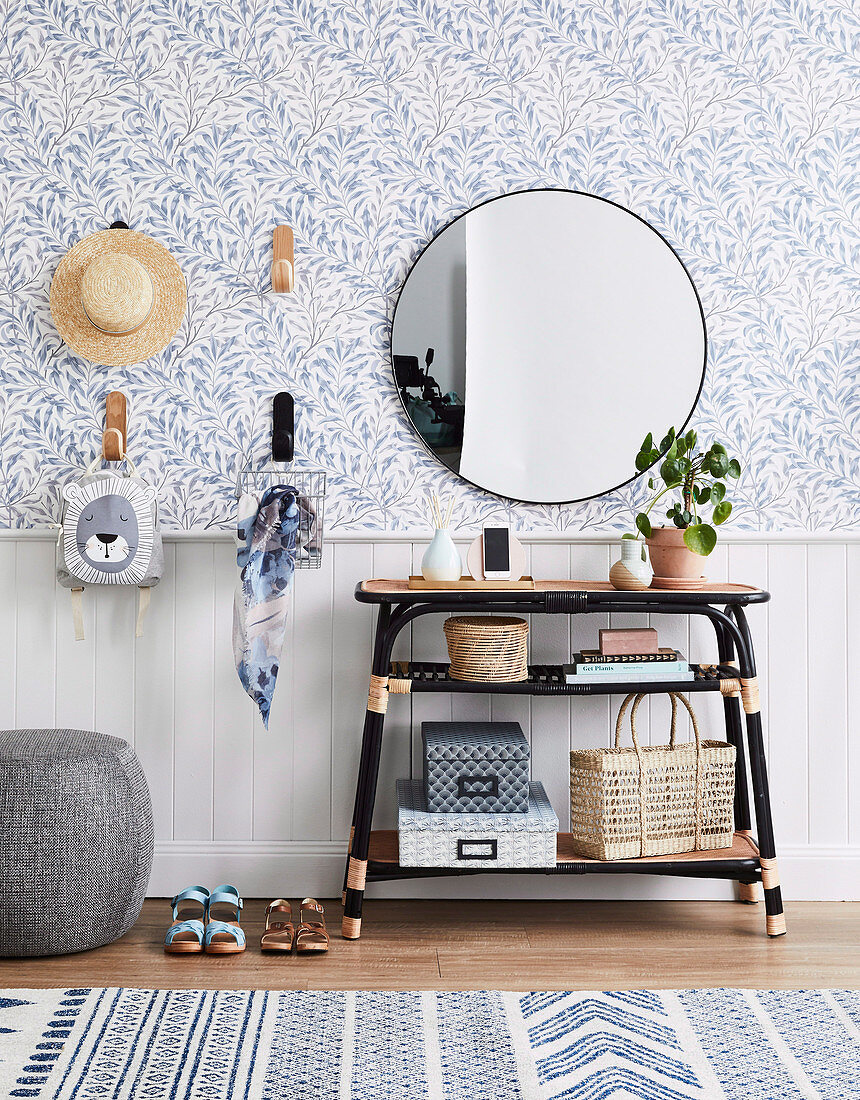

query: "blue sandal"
xmin=204 ymin=884 xmax=245 ymax=955
xmin=164 ymin=885 xmax=209 ymax=954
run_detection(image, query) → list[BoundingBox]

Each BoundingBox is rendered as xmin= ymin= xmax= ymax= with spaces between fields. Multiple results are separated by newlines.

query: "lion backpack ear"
xmin=62 ymin=481 xmax=83 ymax=503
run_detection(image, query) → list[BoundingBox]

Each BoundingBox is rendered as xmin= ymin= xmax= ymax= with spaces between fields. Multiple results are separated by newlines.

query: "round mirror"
xmin=392 ymin=189 xmax=706 ymax=504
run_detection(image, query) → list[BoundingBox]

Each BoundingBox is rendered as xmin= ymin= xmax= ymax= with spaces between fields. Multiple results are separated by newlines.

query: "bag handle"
xmin=85 ymin=452 xmax=139 ymax=477
xmin=614 ymin=691 xmax=703 ymax=752
xmin=669 ymin=692 xmax=703 ymax=751
xmin=614 ymin=692 xmax=704 ymax=855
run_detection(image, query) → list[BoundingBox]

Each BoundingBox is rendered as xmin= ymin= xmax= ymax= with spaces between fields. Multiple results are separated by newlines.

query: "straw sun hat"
xmin=50 ymin=226 xmax=186 ymax=367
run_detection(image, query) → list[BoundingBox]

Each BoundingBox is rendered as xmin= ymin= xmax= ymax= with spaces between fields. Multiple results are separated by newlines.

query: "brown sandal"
xmin=295 ymin=898 xmax=329 ymax=954
xmin=261 ymin=899 xmax=295 ymax=953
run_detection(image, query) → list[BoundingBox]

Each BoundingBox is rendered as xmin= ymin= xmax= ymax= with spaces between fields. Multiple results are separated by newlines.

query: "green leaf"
xmin=672 ymin=513 xmax=687 ymax=529
xmin=647 ymin=477 xmax=655 ymax=490
xmin=635 ymin=451 xmax=653 ymax=472
xmin=684 ymin=429 xmax=697 ymax=452
xmin=660 ymin=457 xmax=682 ymax=484
xmin=710 ymin=481 xmax=726 ymax=503
xmin=727 ymin=459 xmax=741 ymax=479
xmin=635 ymin=513 xmax=652 ymax=538
xmin=666 ymin=508 xmax=675 ymax=519
xmin=621 ymin=532 xmax=638 ymax=540
xmin=708 ymin=453 xmax=729 ymax=478
xmin=681 ymin=509 xmax=692 ymax=525
xmin=684 ymin=523 xmax=717 ymax=556
xmin=640 ymin=432 xmax=653 ymax=453
xmin=695 ymin=485 xmax=711 ymax=505
xmin=710 ymin=442 xmax=727 ymax=455
xmin=713 ymin=501 xmax=732 ymax=525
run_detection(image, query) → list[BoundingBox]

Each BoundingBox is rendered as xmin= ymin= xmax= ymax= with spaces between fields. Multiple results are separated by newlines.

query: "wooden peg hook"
xmin=102 ymin=391 xmax=127 ymax=461
xmin=271 ymin=225 xmax=294 ymax=293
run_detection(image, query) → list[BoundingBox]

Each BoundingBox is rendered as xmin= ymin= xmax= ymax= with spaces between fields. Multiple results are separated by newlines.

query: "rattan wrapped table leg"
xmin=367 ymin=674 xmax=389 ymax=714
xmin=761 ymin=851 xmax=786 ymax=934
xmin=741 ymin=676 xmax=760 ymax=714
xmin=346 ymin=857 xmax=367 ymax=891
xmin=342 ymin=916 xmax=361 ymax=939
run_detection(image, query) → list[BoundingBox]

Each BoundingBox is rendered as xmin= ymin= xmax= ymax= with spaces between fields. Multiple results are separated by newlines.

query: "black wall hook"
xmin=272 ymin=392 xmax=295 ymax=463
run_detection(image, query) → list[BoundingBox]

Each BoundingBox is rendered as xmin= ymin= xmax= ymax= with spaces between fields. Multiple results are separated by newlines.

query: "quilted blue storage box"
xmin=422 ymin=721 xmax=530 ymax=813
xmin=397 ymin=779 xmax=557 ymax=868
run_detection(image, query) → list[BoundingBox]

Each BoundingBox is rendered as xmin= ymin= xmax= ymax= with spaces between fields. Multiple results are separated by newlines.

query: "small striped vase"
xmin=609 ymin=540 xmax=652 ymax=591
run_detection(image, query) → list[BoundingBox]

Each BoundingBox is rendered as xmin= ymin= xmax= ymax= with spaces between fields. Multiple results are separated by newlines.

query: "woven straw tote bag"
xmin=569 ymin=692 xmax=736 ymax=860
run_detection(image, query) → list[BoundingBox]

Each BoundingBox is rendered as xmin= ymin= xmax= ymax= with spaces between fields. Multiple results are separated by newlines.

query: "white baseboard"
xmin=150 ymin=842 xmax=860 ymax=902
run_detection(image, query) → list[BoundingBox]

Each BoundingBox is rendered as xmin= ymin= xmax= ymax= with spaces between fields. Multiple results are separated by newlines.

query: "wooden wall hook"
xmin=102 ymin=390 xmax=127 ymax=461
xmin=271 ymin=225 xmax=294 ymax=293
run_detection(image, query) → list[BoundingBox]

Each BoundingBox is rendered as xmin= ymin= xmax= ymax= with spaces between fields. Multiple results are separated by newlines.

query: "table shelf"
xmin=388 ymin=660 xmax=738 ymax=696
xmin=366 ymin=829 xmax=760 ymax=882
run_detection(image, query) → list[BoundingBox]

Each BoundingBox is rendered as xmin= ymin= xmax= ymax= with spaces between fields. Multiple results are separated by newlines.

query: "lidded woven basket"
xmin=569 ymin=692 xmax=735 ymax=860
xmin=443 ymin=615 xmax=529 ymax=682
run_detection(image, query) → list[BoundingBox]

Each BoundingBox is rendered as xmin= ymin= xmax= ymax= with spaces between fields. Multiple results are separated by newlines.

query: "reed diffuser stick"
xmin=444 ymin=496 xmax=453 ymax=530
xmin=429 ymin=492 xmax=442 ymax=529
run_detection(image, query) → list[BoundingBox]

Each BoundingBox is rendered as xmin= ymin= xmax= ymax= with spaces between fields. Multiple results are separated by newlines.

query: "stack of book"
xmin=563 ymin=648 xmax=693 ymax=684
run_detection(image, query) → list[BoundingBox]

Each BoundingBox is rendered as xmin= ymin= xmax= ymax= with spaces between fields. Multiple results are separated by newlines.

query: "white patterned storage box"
xmin=397 ymin=779 xmax=557 ymax=868
xmin=422 ymin=721 xmax=530 ymax=813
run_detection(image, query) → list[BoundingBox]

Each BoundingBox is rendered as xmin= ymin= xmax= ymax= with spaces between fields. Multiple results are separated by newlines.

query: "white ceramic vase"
xmin=609 ymin=539 xmax=652 ymax=591
xmin=421 ymin=529 xmax=462 ymax=582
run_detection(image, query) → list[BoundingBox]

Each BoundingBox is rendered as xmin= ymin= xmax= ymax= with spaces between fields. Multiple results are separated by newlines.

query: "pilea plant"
xmin=626 ymin=427 xmax=742 ymax=556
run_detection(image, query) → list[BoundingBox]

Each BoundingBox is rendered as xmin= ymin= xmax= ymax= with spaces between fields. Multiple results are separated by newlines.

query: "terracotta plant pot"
xmin=646 ymin=527 xmax=706 ymax=590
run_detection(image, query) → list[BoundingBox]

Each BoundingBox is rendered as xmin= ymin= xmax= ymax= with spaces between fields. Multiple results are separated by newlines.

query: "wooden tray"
xmin=407 ymin=575 xmax=536 ymax=591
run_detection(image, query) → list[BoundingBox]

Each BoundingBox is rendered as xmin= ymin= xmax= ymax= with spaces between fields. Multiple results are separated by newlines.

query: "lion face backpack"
xmin=57 ymin=455 xmax=163 ymax=640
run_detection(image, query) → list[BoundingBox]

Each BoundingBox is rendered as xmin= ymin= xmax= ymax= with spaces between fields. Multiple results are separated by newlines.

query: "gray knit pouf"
xmin=0 ymin=729 xmax=153 ymax=957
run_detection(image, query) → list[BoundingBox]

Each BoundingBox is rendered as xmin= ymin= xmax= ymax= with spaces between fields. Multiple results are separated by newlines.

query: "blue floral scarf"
xmin=233 ymin=486 xmax=310 ymax=727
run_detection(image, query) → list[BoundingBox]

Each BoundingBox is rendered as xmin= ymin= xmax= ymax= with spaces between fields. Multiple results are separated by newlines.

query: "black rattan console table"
xmin=341 ymin=580 xmax=785 ymax=941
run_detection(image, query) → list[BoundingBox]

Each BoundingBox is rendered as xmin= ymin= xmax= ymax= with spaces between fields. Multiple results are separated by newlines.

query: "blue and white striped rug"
xmin=1 ymin=987 xmax=858 ymax=1098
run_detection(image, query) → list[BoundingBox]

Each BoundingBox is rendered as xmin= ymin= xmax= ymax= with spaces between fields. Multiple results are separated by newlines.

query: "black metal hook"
xmin=272 ymin=392 xmax=294 ymax=463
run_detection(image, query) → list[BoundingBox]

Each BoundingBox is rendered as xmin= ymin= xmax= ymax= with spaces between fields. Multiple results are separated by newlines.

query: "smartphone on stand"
xmin=482 ymin=526 xmax=511 ymax=580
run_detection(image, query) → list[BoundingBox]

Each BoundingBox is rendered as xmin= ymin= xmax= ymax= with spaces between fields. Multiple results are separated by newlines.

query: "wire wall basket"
xmin=235 ymin=463 xmax=327 ymax=569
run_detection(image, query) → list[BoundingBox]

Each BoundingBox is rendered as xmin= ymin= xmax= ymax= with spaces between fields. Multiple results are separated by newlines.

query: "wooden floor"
xmin=2 ymin=899 xmax=858 ymax=991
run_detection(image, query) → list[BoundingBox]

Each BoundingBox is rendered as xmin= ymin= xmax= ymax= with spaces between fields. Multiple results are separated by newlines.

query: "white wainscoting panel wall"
xmin=2 ymin=532 xmax=857 ymax=901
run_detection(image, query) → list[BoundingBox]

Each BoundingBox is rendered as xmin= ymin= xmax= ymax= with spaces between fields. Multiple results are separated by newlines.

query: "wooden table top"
xmin=362 ymin=579 xmax=761 ymax=595
xmin=357 ymin=579 xmax=768 ymax=605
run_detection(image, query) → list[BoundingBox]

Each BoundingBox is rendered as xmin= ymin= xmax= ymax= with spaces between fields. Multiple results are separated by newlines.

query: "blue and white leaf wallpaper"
xmin=1 ymin=0 xmax=858 ymax=531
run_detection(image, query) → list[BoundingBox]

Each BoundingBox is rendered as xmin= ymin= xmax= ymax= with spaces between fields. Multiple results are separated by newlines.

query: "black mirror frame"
xmin=390 ymin=187 xmax=708 ymax=506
